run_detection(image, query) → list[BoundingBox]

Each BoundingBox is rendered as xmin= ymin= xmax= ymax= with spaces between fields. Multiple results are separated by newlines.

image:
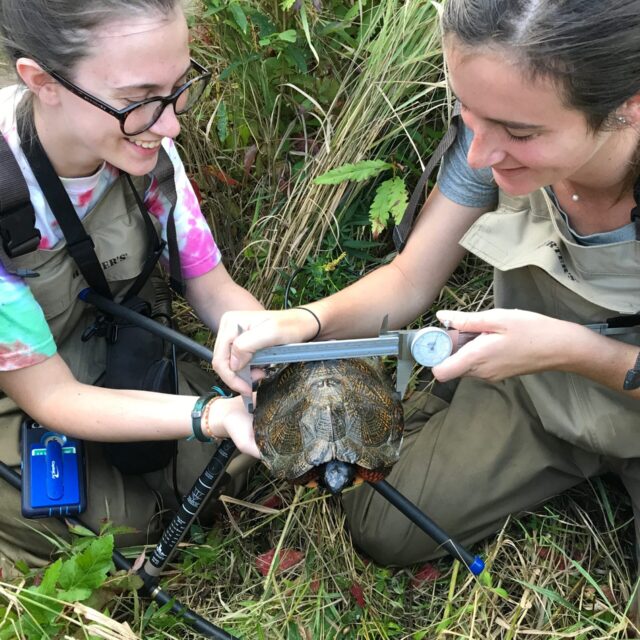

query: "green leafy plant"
xmin=0 ymin=534 xmax=138 ymax=639
xmin=314 ymin=159 xmax=409 ymax=237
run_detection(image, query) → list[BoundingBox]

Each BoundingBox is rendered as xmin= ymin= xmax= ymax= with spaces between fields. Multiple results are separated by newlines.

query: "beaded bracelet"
xmin=295 ymin=307 xmax=322 ymax=341
xmin=201 ymin=396 xmax=223 ymax=441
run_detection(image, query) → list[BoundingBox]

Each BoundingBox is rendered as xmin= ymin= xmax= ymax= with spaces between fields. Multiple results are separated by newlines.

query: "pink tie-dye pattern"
xmin=0 ymin=342 xmax=50 ymax=369
xmin=76 ymin=188 xmax=94 ymax=208
xmin=145 ymin=177 xmax=166 ymax=219
xmin=180 ymin=225 xmax=218 ymax=277
xmin=181 ymin=181 xmax=200 ymax=216
xmin=176 ymin=183 xmax=218 ymax=278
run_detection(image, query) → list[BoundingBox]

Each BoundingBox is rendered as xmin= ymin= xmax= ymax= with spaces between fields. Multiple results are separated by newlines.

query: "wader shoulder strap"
xmin=630 ymin=177 xmax=640 ymax=241
xmin=393 ymin=101 xmax=462 ymax=252
xmin=153 ymin=147 xmax=184 ymax=296
xmin=123 ymin=172 xmax=166 ymax=300
xmin=0 ymin=133 xmax=41 ymax=257
xmin=18 ymin=120 xmax=113 ymax=299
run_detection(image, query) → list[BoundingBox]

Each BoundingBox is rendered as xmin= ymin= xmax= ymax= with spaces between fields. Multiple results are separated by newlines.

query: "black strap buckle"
xmin=0 ymin=204 xmax=42 ymax=258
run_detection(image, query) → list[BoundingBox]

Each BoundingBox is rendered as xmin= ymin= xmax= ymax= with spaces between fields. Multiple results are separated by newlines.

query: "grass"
xmin=120 ymin=473 xmax=638 ymax=639
xmin=0 ymin=1 xmax=638 ymax=638
xmin=1 ymin=472 xmax=638 ymax=638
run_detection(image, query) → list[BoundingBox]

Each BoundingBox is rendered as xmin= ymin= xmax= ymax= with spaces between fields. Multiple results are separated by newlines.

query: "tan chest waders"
xmin=343 ymin=106 xmax=640 ymax=567
xmin=0 ymin=115 xmax=183 ymax=475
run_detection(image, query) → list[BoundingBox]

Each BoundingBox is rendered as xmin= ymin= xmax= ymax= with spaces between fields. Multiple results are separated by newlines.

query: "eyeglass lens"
xmin=122 ymin=71 xmax=209 ymax=135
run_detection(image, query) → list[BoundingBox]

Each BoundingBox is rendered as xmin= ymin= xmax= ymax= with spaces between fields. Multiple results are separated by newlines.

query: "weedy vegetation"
xmin=1 ymin=1 xmax=639 ymax=638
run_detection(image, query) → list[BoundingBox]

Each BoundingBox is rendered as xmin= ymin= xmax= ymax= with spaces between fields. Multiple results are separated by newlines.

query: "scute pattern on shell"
xmin=254 ymin=359 xmax=404 ymax=482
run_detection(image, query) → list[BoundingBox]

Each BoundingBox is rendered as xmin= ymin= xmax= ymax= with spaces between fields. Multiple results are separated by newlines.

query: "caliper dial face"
xmin=409 ymin=327 xmax=453 ymax=367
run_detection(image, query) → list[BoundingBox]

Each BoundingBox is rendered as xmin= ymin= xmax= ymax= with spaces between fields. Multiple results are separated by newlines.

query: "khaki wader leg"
xmin=610 ymin=459 xmax=640 ymax=621
xmin=0 ymin=361 xmax=256 ymax=566
xmin=343 ymin=376 xmax=605 ymax=567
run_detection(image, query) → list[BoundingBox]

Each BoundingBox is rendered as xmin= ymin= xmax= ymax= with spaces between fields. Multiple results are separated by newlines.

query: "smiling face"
xmin=42 ymin=9 xmax=190 ymax=177
xmin=445 ymin=40 xmax=625 ymax=196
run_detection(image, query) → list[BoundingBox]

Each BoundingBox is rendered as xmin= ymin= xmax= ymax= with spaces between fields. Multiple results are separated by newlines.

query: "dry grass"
xmin=142 ymin=474 xmax=638 ymax=639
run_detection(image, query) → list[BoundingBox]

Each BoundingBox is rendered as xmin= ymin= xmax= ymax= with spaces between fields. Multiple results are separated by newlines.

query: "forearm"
xmin=34 ymin=384 xmax=195 ymax=441
xmin=302 ymin=261 xmax=442 ymax=341
xmin=435 ymin=308 xmax=640 ymax=399
xmin=1 ymin=362 xmax=193 ymax=440
xmin=560 ymin=324 xmax=640 ymax=398
xmin=301 ymin=188 xmax=485 ymax=340
xmin=185 ymin=264 xmax=263 ymax=332
xmin=0 ymin=355 xmax=253 ymax=449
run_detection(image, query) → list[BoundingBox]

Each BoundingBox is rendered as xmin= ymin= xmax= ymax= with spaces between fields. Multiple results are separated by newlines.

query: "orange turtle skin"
xmin=254 ymin=359 xmax=404 ymax=493
xmin=290 ymin=464 xmax=390 ymax=488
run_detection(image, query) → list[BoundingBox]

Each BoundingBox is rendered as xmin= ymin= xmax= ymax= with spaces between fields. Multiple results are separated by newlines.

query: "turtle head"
xmin=320 ymin=460 xmax=356 ymax=495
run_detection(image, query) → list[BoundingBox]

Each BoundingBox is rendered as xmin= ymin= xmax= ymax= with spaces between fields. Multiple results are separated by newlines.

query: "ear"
xmin=15 ymin=58 xmax=62 ymax=106
xmin=619 ymin=93 xmax=640 ymax=127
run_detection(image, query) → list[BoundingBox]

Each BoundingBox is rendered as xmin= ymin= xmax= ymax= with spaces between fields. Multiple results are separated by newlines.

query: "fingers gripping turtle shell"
xmin=254 ymin=359 xmax=404 ymax=493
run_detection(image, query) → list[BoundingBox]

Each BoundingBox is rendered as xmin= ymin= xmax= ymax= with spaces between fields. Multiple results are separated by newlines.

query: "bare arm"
xmin=307 ymin=187 xmax=489 ymax=338
xmin=212 ymin=188 xmax=490 ymax=393
xmin=0 ymin=354 xmax=260 ymax=456
xmin=184 ymin=262 xmax=263 ymax=333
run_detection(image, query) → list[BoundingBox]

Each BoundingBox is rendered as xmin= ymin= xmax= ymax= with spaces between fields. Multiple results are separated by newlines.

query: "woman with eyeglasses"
xmin=0 ymin=0 xmax=262 ymax=566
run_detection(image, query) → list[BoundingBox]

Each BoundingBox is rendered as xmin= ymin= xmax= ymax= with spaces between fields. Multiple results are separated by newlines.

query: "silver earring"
xmin=617 ymin=115 xmax=627 ymax=125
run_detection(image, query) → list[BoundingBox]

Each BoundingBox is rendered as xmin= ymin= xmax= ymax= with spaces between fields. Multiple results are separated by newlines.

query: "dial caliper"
xmin=237 ymin=318 xmax=479 ymax=411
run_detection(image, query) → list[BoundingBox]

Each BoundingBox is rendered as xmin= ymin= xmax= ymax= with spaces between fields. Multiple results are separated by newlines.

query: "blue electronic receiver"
xmin=21 ymin=420 xmax=86 ymax=518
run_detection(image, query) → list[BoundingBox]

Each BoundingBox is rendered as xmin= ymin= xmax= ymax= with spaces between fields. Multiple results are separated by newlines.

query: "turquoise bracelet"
xmin=191 ymin=392 xmax=220 ymax=442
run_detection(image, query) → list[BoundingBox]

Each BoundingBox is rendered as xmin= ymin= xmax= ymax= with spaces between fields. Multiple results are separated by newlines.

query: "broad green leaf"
xmin=278 ymin=29 xmax=298 ymax=43
xmin=57 ymin=587 xmax=92 ymax=602
xmin=249 ymin=11 xmax=276 ymax=38
xmin=479 ymin=570 xmax=493 ymax=587
xmin=37 ymin=559 xmax=62 ymax=597
xmin=369 ymin=177 xmax=408 ymax=235
xmin=314 ymin=160 xmax=392 ymax=185
xmin=228 ymin=2 xmax=248 ymax=34
xmin=58 ymin=535 xmax=114 ymax=601
xmin=283 ymin=46 xmax=308 ymax=73
xmin=21 ymin=587 xmax=64 ymax=627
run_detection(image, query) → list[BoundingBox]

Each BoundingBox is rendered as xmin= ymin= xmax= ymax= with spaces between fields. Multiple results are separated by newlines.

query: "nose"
xmin=461 ymin=109 xmax=507 ymax=169
xmin=149 ymin=103 xmax=181 ymax=139
xmin=466 ymin=128 xmax=507 ymax=169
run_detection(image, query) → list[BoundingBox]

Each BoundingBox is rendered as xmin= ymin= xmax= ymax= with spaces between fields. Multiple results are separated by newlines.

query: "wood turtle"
xmin=254 ymin=358 xmax=404 ymax=494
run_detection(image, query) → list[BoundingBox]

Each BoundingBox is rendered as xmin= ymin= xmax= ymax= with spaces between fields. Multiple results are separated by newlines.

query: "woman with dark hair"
xmin=0 ymin=0 xmax=262 ymax=565
xmin=213 ymin=0 xmax=640 ymax=568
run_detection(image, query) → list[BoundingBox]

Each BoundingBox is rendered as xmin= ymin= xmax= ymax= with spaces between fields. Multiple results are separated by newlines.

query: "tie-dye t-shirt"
xmin=0 ymin=85 xmax=221 ymax=372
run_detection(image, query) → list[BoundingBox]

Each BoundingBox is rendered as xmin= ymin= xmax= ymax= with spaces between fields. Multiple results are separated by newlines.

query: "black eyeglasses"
xmin=43 ymin=58 xmax=212 ymax=136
